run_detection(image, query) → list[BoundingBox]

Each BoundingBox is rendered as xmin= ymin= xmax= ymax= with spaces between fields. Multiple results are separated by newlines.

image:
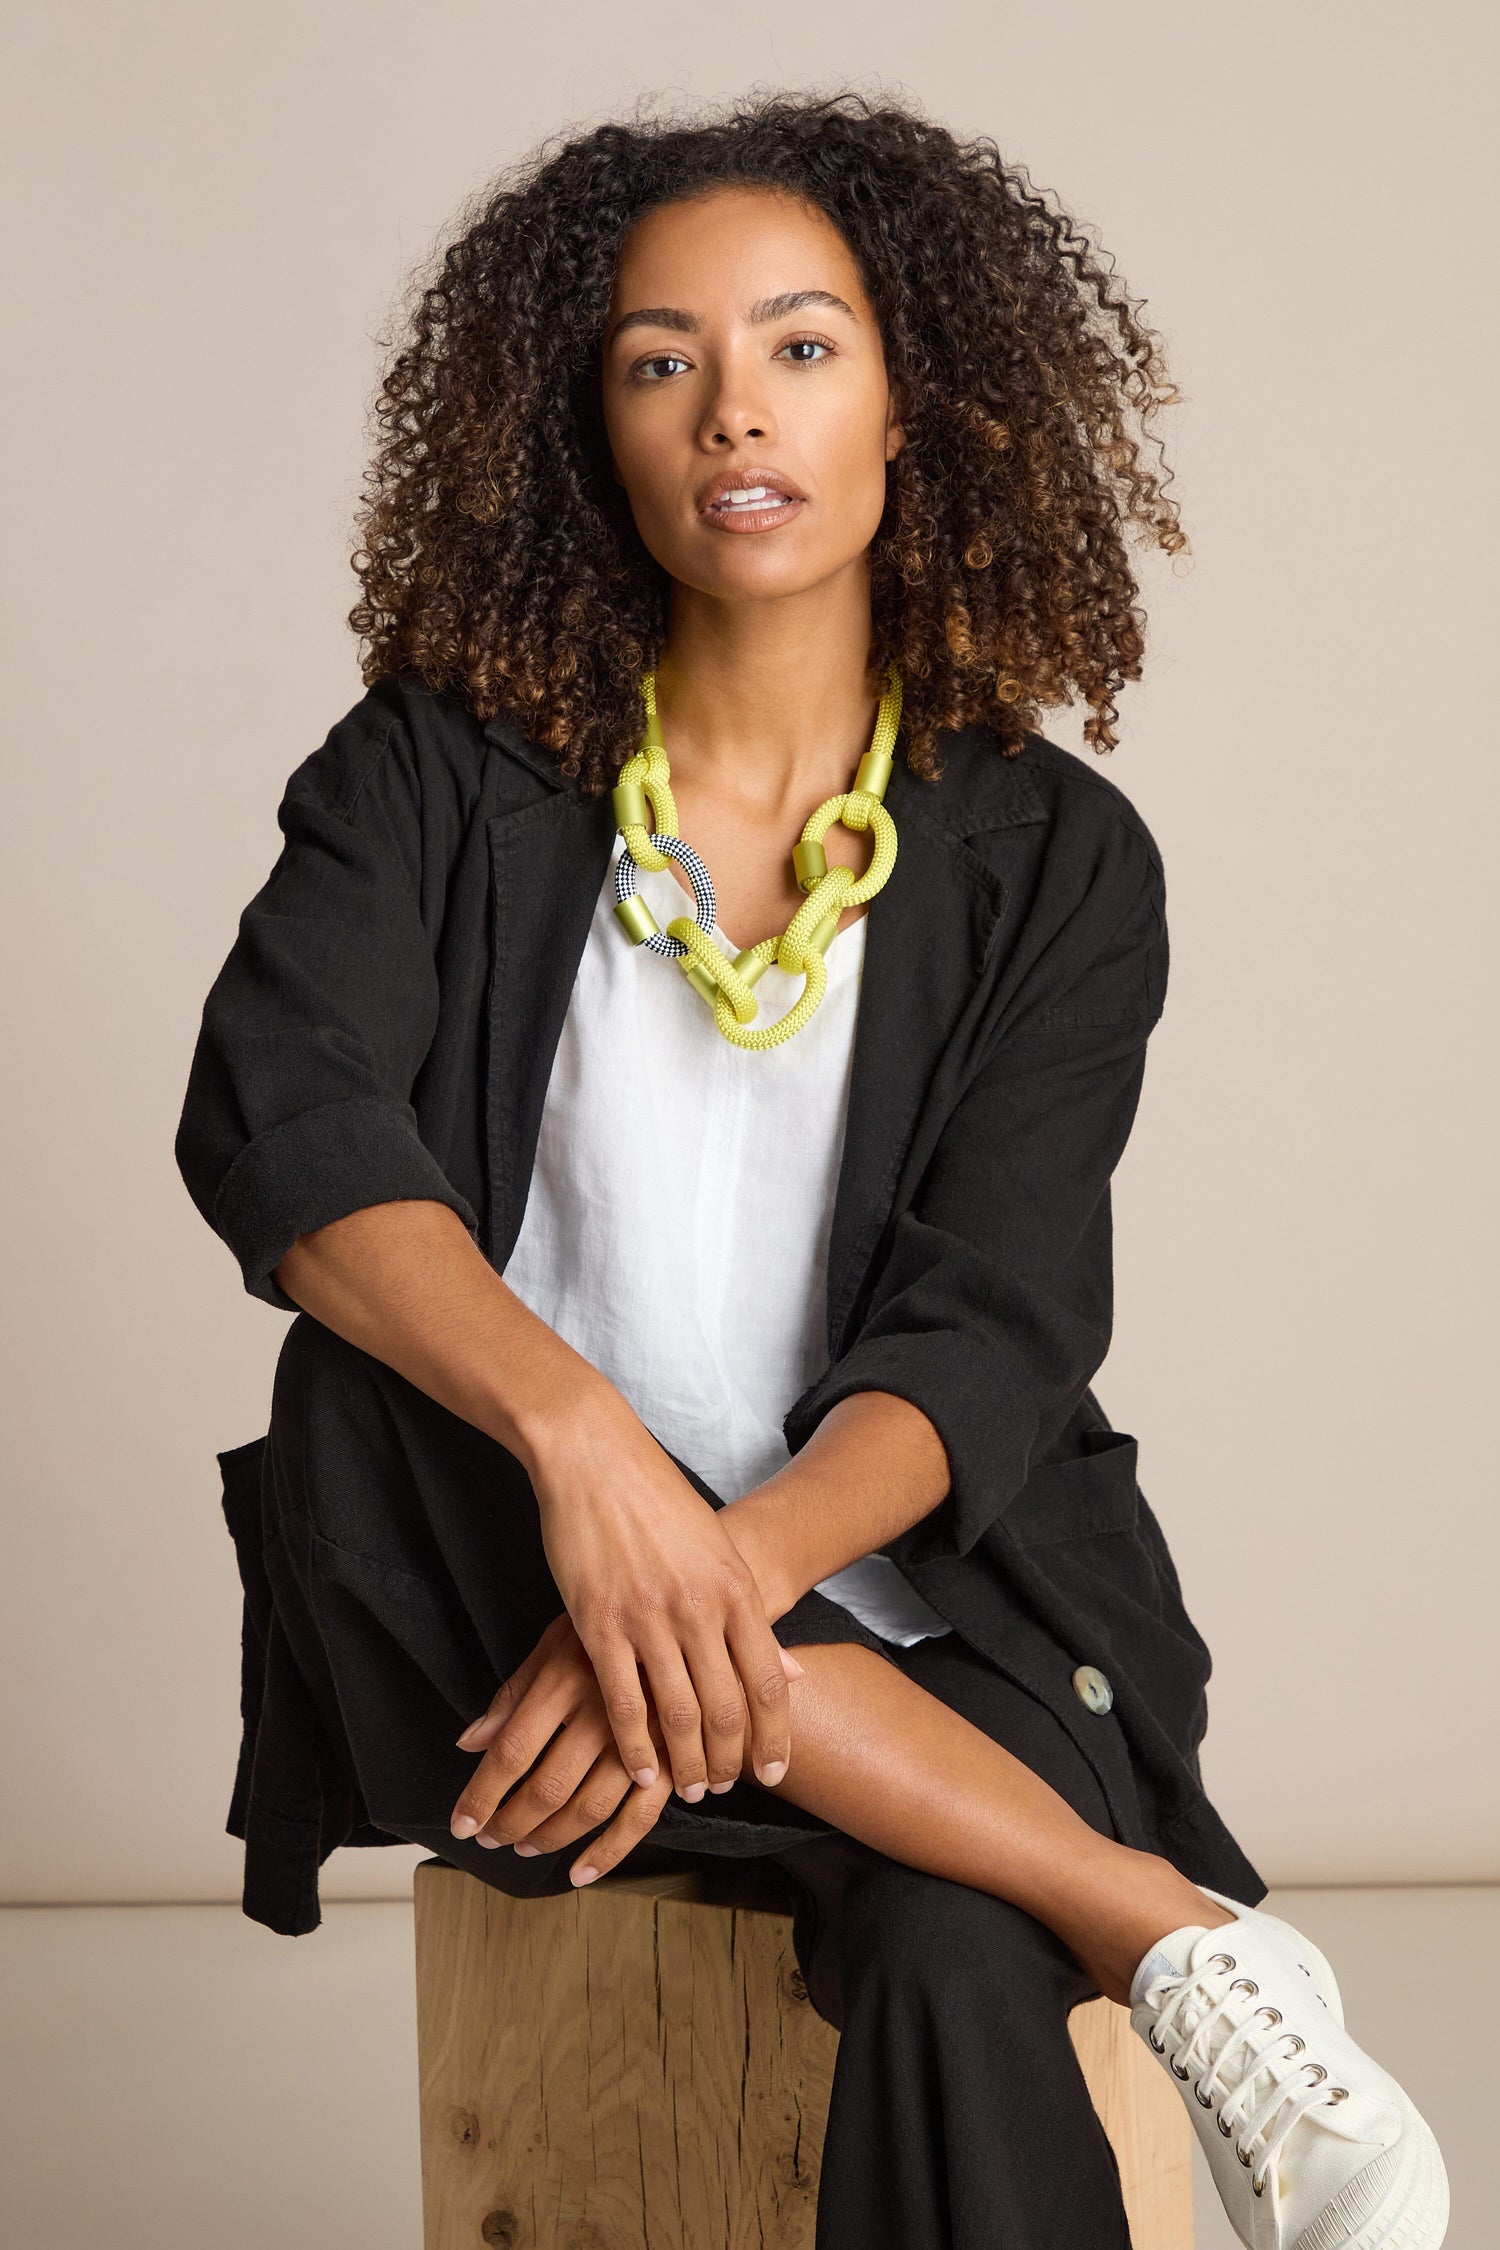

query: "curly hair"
xmin=348 ymin=85 xmax=1189 ymax=799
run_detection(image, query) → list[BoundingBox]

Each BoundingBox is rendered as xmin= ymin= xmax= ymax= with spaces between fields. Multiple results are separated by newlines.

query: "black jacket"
xmin=176 ymin=669 xmax=1266 ymax=1926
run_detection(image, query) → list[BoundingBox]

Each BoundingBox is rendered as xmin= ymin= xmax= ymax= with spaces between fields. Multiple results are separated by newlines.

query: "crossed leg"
xmin=391 ymin=1634 xmax=1162 ymax=2246
xmin=730 ymin=1637 xmax=1233 ymax=2005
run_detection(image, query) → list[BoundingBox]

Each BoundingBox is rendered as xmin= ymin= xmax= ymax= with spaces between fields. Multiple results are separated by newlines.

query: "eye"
xmin=777 ymin=334 xmax=836 ymax=364
xmin=632 ymin=353 xmax=692 ymax=383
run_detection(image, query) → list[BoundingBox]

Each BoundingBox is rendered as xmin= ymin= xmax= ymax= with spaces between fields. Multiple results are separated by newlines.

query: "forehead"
xmin=607 ymin=187 xmax=865 ymax=313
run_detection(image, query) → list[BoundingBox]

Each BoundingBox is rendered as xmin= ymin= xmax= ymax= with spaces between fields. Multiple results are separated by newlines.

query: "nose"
xmin=697 ymin=351 xmax=778 ymax=450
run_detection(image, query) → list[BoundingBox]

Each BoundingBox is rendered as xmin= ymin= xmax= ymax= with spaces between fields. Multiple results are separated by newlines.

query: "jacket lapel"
xmin=481 ymin=765 xmax=616 ymax=1270
xmin=823 ymin=743 xmax=1045 ymax=1355
xmin=479 ymin=713 xmax=1047 ymax=1351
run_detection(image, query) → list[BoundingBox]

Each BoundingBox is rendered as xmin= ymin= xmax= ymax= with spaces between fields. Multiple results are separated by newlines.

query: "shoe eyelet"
xmin=1235 ymin=2144 xmax=1255 ymax=2169
xmin=1216 ymin=2115 xmax=1235 ymax=2138
xmin=1209 ymin=1952 xmax=1237 ymax=1973
xmin=1230 ymin=1977 xmax=1259 ymax=1998
xmin=1193 ymin=2081 xmax=1215 ymax=2108
xmin=1251 ymin=2172 xmax=1267 ymax=2197
xmin=1283 ymin=2034 xmax=1305 ymax=2058
xmin=1170 ymin=2059 xmax=1191 ymax=2080
xmin=1303 ymin=2063 xmax=1328 ymax=2086
xmin=1148 ymin=2028 xmax=1167 ymax=2054
xmin=1256 ymin=2005 xmax=1282 ymax=2027
xmin=1326 ymin=2086 xmax=1349 ymax=2104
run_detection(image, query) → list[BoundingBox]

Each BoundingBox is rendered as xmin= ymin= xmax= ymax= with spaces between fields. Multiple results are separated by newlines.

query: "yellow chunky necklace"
xmin=610 ymin=661 xmax=902 ymax=1050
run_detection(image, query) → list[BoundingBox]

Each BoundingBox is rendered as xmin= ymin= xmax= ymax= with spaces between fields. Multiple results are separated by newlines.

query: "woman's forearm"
xmin=272 ymin=1206 xmax=949 ymax=1631
xmin=724 ymin=1391 xmax=952 ymax=1617
xmin=271 ymin=1199 xmax=618 ymax=1478
xmin=276 ymin=1198 xmax=809 ymax=1793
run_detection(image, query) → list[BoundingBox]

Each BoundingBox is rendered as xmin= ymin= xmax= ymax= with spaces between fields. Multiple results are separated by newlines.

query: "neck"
xmin=652 ymin=571 xmax=883 ymax=806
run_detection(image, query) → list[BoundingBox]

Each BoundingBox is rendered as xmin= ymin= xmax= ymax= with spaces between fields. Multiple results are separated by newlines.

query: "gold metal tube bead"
xmin=613 ymin=896 xmax=659 ymax=945
xmin=680 ymin=957 xmax=725 ymax=1006
xmin=611 ymin=781 xmax=650 ymax=828
xmin=792 ymin=839 xmax=828 ymax=893
xmin=852 ymin=747 xmax=893 ymax=802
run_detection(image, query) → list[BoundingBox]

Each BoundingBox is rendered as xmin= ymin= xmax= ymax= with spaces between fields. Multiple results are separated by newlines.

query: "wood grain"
xmin=1070 ymin=1976 xmax=1196 ymax=2248
xmin=413 ymin=1859 xmax=1193 ymax=2248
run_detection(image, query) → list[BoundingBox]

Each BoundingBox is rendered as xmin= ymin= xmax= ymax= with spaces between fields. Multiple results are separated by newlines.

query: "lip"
xmin=695 ymin=467 xmax=808 ymax=531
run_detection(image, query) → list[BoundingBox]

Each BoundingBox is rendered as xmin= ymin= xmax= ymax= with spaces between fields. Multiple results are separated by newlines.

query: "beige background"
xmin=3 ymin=3 xmax=1495 ymax=1913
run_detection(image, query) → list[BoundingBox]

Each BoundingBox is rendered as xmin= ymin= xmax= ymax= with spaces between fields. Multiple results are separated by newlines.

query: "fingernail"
xmin=759 ymin=1760 xmax=786 ymax=1786
xmin=783 ymin=1653 xmax=807 ymax=1678
xmin=476 ymin=1834 xmax=500 ymax=1849
xmin=572 ymin=1864 xmax=599 ymax=1886
xmin=679 ymin=1782 xmax=706 ymax=1803
xmin=708 ymin=1780 xmax=735 ymax=1794
xmin=513 ymin=1842 xmax=540 ymax=1857
xmin=632 ymin=1767 xmax=657 ymax=1788
xmin=455 ymin=1719 xmax=489 ymax=1749
xmin=451 ymin=1813 xmax=479 ymax=1839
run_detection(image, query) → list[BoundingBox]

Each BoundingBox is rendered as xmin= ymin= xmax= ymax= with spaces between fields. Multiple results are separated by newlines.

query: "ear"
xmin=884 ymin=384 xmax=908 ymax=463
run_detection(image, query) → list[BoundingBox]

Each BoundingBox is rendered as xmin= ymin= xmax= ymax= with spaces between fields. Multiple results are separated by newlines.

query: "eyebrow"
xmin=608 ymin=288 xmax=859 ymax=344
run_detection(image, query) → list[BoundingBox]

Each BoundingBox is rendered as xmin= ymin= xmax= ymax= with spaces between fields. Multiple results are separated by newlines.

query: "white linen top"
xmin=501 ymin=827 xmax=953 ymax=1646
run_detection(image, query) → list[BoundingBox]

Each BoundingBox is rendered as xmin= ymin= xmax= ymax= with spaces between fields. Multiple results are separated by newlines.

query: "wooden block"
xmin=413 ymin=1858 xmax=834 ymax=2248
xmin=413 ymin=1859 xmax=1193 ymax=2249
xmin=1069 ymin=1992 xmax=1196 ymax=2249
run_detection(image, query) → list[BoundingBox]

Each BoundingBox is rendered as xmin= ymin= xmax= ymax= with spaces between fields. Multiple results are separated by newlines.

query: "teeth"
xmin=716 ymin=486 xmax=791 ymax=507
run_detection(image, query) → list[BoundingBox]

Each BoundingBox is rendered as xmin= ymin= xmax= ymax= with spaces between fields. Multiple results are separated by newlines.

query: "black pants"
xmin=387 ymin=1642 xmax=1132 ymax=2250
xmin=247 ymin=1317 xmax=1136 ymax=2248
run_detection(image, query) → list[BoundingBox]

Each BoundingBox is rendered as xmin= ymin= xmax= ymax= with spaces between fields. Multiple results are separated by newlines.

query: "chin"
xmin=670 ymin=542 xmax=853 ymax=603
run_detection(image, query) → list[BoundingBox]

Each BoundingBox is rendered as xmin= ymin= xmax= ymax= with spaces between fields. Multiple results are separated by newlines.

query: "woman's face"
xmin=600 ymin=185 xmax=905 ymax=604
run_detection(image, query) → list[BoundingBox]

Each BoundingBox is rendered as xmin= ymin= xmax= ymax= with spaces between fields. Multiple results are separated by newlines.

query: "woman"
xmin=175 ymin=90 xmax=1448 ymax=2250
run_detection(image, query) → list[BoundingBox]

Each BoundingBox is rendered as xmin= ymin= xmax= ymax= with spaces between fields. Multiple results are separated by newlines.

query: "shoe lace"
xmin=1144 ymin=1949 xmax=1350 ymax=2198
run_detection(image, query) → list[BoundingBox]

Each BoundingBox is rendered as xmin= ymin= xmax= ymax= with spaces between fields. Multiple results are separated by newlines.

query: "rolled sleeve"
xmin=175 ymin=693 xmax=479 ymax=1310
xmin=783 ymin=822 xmax=1167 ymax=1563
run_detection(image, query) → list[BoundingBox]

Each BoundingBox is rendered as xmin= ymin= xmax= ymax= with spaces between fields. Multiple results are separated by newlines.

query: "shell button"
xmin=1071 ymin=1664 xmax=1114 ymax=1715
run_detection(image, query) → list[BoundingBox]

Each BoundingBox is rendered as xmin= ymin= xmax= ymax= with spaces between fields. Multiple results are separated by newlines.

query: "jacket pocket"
xmin=1002 ymin=1428 xmax=1141 ymax=1547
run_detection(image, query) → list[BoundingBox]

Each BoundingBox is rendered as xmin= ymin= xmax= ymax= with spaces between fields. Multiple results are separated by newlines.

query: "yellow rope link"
xmin=610 ymin=662 xmax=903 ymax=1050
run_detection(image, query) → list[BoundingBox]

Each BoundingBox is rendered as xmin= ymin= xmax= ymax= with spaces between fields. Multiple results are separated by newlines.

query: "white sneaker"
xmin=1128 ymin=1886 xmax=1450 ymax=2249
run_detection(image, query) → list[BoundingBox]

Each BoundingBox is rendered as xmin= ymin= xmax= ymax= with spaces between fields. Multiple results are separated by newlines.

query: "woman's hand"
xmin=519 ymin=1381 xmax=802 ymax=1799
xmin=450 ymin=1611 xmax=805 ymax=1886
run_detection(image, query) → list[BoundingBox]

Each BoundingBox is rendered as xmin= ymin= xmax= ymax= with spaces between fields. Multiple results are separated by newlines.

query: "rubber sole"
xmin=1291 ymin=2086 xmax=1450 ymax=2250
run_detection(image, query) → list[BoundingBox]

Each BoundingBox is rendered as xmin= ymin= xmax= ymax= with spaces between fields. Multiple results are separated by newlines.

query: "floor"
xmin=0 ymin=1883 xmax=1487 ymax=2247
